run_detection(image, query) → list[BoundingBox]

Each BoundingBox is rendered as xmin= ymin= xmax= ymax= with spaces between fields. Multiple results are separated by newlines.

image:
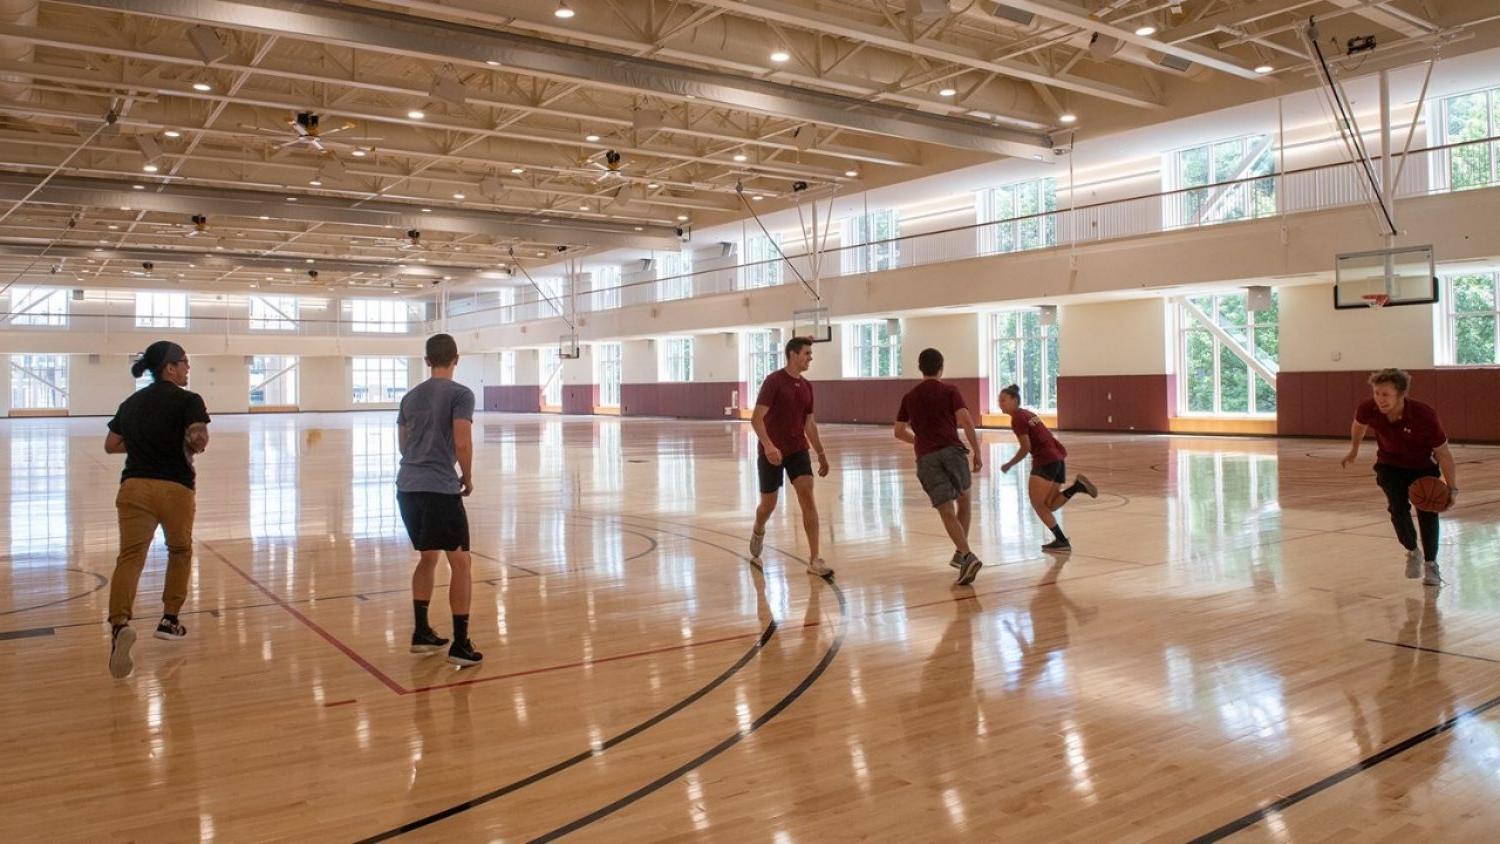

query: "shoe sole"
xmin=948 ymin=559 xmax=962 ymax=569
xmin=447 ymin=655 xmax=483 ymax=667
xmin=153 ymin=631 xmax=186 ymax=641
xmin=410 ymin=644 xmax=447 ymax=654
xmin=1041 ymin=545 xmax=1072 ymax=555
xmin=956 ymin=560 xmax=983 ymax=586
xmin=804 ymin=564 xmax=833 ymax=577
xmin=1077 ymin=475 xmax=1099 ymax=498
xmin=109 ymin=627 xmax=136 ymax=679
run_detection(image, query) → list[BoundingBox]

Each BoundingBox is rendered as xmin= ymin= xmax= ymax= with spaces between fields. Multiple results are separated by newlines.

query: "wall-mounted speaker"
xmin=1247 ymin=285 xmax=1273 ymax=312
xmin=1039 ymin=305 xmax=1058 ymax=326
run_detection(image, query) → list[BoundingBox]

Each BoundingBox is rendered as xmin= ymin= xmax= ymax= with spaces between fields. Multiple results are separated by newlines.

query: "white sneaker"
xmin=750 ymin=530 xmax=765 ymax=559
xmin=949 ymin=551 xmax=963 ymax=570
xmin=109 ymin=626 xmax=136 ymax=679
xmin=1422 ymin=562 xmax=1444 ymax=587
xmin=804 ymin=557 xmax=833 ymax=577
xmin=1404 ymin=547 xmax=1422 ymax=579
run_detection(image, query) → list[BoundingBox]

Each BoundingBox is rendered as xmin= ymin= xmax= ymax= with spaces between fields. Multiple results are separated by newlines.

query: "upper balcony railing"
xmin=441 ymin=136 xmax=1500 ymax=332
xmin=0 ymin=312 xmax=425 ymax=337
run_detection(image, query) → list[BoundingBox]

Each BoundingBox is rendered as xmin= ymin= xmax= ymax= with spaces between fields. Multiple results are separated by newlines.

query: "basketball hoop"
xmin=1361 ymin=293 xmax=1390 ymax=309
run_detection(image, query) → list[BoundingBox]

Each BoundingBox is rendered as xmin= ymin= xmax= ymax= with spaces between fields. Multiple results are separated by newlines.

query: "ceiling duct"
xmin=990 ymin=3 xmax=1034 ymax=26
xmin=1156 ymin=53 xmax=1195 ymax=73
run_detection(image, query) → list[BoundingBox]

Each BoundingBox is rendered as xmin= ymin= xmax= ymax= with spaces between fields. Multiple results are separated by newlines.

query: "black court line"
xmin=1366 ymin=638 xmax=1500 ymax=665
xmin=355 ymin=524 xmax=797 ymax=842
xmin=1188 ymin=690 xmax=1500 ymax=841
xmin=0 ymin=626 xmax=54 ymax=641
xmin=0 ymin=568 xmax=108 ymax=616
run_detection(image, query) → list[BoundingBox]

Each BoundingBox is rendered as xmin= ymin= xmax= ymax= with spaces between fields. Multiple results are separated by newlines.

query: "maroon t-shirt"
xmin=897 ymin=380 xmax=967 ymax=458
xmin=1355 ymin=398 xmax=1446 ymax=469
xmin=755 ymin=369 xmax=814 ymax=456
xmin=1011 ymin=408 xmax=1066 ymax=464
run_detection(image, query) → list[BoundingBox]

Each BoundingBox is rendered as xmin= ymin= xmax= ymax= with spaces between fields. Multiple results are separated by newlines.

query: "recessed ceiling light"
xmin=250 ymin=282 xmax=258 ymax=288
xmin=453 ymin=192 xmax=466 ymax=199
xmin=676 ymin=214 xmax=689 ymax=221
xmin=844 ymin=169 xmax=859 ymax=177
xmin=647 ymin=182 xmax=660 ymax=189
xmin=282 ymin=267 xmax=291 ymax=272
xmin=633 ymin=226 xmax=643 ymax=231
xmin=485 ymin=60 xmax=501 ymax=66
xmin=1134 ymin=25 xmax=1157 ymax=37
xmin=770 ymin=50 xmax=790 ymax=63
xmin=536 ymin=251 xmax=546 ymax=257
xmin=108 ymin=225 xmax=119 ymax=230
xmin=286 ymin=196 xmax=297 ymax=202
xmin=132 ymin=184 xmax=145 ymax=190
xmin=142 ymin=164 xmax=159 ymax=173
xmin=163 ymin=129 xmax=181 ymax=138
xmin=308 ymin=178 xmax=322 ymax=186
xmin=939 ymin=87 xmax=957 ymax=97
xmin=510 ymin=167 xmax=525 ymax=174
xmin=192 ymin=81 xmax=212 ymax=92
xmin=554 ymin=0 xmax=574 ymax=18
xmin=733 ymin=153 xmax=748 ymax=162
xmin=1059 ymin=112 xmax=1077 ymax=124
xmin=752 ymin=195 xmax=764 ymax=201
xmin=585 ymin=133 xmax=600 ymax=142
xmin=421 ymin=208 xmax=432 ymax=213
xmin=351 ymin=148 xmax=368 ymax=157
xmin=259 ymin=215 xmax=270 ymax=220
xmin=1255 ymin=64 xmax=1274 ymax=74
xmin=305 ymin=258 xmax=314 ymax=263
xmin=407 ymin=109 xmax=425 ymax=120
xmin=417 ymin=257 xmax=427 ymax=263
xmin=579 ymin=203 xmax=589 ymax=210
xmin=215 ymin=245 xmax=224 ymax=250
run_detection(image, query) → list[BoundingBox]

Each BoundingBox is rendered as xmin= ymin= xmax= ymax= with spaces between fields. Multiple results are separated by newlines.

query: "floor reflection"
xmin=9 ymin=425 xmax=67 ymax=562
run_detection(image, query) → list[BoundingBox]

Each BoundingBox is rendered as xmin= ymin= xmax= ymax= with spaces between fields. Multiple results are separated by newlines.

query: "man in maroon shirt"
xmin=998 ymin=384 xmax=1097 ymax=553
xmin=895 ymin=348 xmax=985 ymax=586
xmin=750 ymin=336 xmax=833 ymax=577
xmin=1340 ymin=368 xmax=1458 ymax=586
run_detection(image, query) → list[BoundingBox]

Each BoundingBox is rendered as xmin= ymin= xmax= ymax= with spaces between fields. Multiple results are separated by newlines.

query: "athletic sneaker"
xmin=1074 ymin=474 xmax=1099 ymax=498
xmin=410 ymin=628 xmax=450 ymax=654
xmin=154 ymin=617 xmax=187 ymax=641
xmin=1041 ymin=538 xmax=1072 ymax=554
xmin=949 ymin=551 xmax=963 ymax=569
xmin=804 ymin=557 xmax=833 ymax=577
xmin=1422 ymin=562 xmax=1444 ymax=588
xmin=1404 ymin=547 xmax=1423 ymax=580
xmin=109 ymin=626 xmax=136 ymax=679
xmin=956 ymin=553 xmax=983 ymax=587
xmin=447 ymin=639 xmax=484 ymax=667
xmin=749 ymin=530 xmax=765 ymax=559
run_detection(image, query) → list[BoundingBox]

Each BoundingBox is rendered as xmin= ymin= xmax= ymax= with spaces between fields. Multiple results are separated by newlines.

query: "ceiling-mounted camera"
xmin=307 ymin=269 xmax=319 ymax=280
xmin=675 ymin=225 xmax=691 ymax=242
xmin=791 ymin=180 xmax=809 ymax=193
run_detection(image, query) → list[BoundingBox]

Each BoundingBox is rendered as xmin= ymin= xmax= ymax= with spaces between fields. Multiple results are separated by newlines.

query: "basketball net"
xmin=1361 ymin=293 xmax=1390 ymax=309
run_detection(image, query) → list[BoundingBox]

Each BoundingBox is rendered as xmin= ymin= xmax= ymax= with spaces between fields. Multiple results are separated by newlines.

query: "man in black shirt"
xmin=104 ymin=341 xmax=211 ymax=678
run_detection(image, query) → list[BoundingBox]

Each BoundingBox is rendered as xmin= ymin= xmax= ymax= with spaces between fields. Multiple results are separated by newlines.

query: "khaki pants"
xmin=108 ymin=478 xmax=197 ymax=626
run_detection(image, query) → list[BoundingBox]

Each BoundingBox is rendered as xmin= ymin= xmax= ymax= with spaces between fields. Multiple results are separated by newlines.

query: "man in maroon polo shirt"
xmin=1341 ymin=368 xmax=1459 ymax=586
xmin=749 ymin=336 xmax=833 ymax=577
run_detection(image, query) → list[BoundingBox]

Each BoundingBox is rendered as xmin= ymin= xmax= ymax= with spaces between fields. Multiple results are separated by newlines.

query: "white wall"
xmin=68 ymin=354 xmax=139 ymax=416
xmin=188 ymin=355 xmax=251 ymax=416
xmin=693 ymin=332 xmax=741 ymax=382
xmin=299 ymin=356 xmax=349 ymax=412
xmin=902 ymin=314 xmax=983 ymax=378
xmin=1277 ymin=283 xmax=1438 ymax=371
xmin=622 ymin=339 xmax=656 ymax=383
xmin=1059 ymin=299 xmax=1172 ymax=376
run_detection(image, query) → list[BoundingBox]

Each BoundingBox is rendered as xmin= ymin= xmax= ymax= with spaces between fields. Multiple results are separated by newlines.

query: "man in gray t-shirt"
xmin=396 ymin=333 xmax=483 ymax=667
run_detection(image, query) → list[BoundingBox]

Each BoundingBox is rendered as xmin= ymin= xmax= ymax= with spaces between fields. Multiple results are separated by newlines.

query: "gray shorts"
xmin=916 ymin=446 xmax=972 ymax=508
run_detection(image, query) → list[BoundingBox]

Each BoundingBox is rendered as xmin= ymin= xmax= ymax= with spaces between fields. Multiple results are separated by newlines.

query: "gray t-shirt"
xmin=396 ymin=377 xmax=475 ymax=494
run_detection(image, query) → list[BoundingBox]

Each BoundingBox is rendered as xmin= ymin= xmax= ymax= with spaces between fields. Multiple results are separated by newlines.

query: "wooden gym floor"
xmin=2 ymin=412 xmax=1499 ymax=842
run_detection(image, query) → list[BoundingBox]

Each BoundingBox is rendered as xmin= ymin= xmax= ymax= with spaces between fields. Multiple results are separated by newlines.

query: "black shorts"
xmin=758 ymin=449 xmax=814 ymax=494
xmin=396 ymin=491 xmax=471 ymax=552
xmin=1031 ymin=460 xmax=1066 ymax=484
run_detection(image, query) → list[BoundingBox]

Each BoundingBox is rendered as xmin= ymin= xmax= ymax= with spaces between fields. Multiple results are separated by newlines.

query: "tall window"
xmin=541 ymin=347 xmax=562 ymax=408
xmin=742 ymin=233 xmax=783 ymax=289
xmin=249 ymin=295 xmax=298 ymax=330
xmin=350 ymin=299 xmax=410 ymax=333
xmin=745 ymin=329 xmax=782 ymax=393
xmin=841 ymin=209 xmax=900 ymax=274
xmin=7 ymin=287 xmax=67 ymax=327
xmin=990 ymin=310 xmax=1058 ymax=412
xmin=658 ymin=251 xmax=693 ymax=301
xmin=1434 ymin=87 xmax=1500 ymax=191
xmin=249 ymin=355 xmax=298 ymax=406
xmin=590 ymin=266 xmax=621 ymax=311
xmin=1178 ymin=292 xmax=1278 ymax=415
xmin=846 ymin=320 xmax=901 ymax=378
xmin=1164 ymin=134 xmax=1276 ymax=228
xmin=9 ymin=354 xmax=68 ymax=409
xmin=977 ymin=178 xmax=1057 ymax=255
xmin=661 ymin=337 xmax=694 ymax=382
xmin=597 ymin=342 xmax=623 ymax=407
xmin=498 ymin=287 xmax=516 ymax=324
xmin=135 ymin=292 xmax=187 ymax=329
xmin=1442 ymin=272 xmax=1500 ymax=364
xmin=352 ymin=357 xmax=412 ymax=404
xmin=499 ymin=350 xmax=516 ymax=385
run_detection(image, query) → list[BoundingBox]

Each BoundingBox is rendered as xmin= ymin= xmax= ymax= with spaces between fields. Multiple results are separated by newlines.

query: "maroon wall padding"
xmin=483 ymin=385 xmax=541 ymax=413
xmin=1055 ymin=374 xmax=1173 ymax=433
xmin=1278 ymin=368 xmax=1500 ymax=441
xmin=621 ymin=382 xmax=741 ymax=419
xmin=562 ymin=384 xmax=599 ymax=415
xmin=809 ymin=377 xmax=984 ymax=425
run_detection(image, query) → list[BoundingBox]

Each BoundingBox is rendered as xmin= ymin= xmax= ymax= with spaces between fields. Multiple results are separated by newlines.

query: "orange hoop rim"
xmin=1361 ymin=293 xmax=1391 ymax=308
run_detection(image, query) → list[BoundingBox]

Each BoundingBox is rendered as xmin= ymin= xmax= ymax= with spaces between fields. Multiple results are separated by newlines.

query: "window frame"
xmin=596 ymin=342 xmax=623 ymax=407
xmin=741 ymin=233 xmax=783 ymax=290
xmin=7 ymin=287 xmax=69 ymax=328
xmin=1162 ymin=134 xmax=1277 ymax=229
xmin=1432 ymin=86 xmax=1500 ymax=192
xmin=744 ymin=328 xmax=782 ymax=398
xmin=249 ymin=295 xmax=299 ymax=331
xmin=1440 ymin=271 xmax=1500 ymax=365
xmin=134 ymin=292 xmax=189 ymax=329
xmin=976 ymin=177 xmax=1058 ymax=256
xmin=9 ymin=354 xmax=69 ymax=410
xmin=248 ymin=355 xmax=299 ymax=407
xmin=845 ymin=320 xmax=902 ymax=379
xmin=1175 ymin=292 xmax=1279 ymax=417
xmin=841 ymin=208 xmax=901 ymax=274
xmin=657 ymin=251 xmax=694 ymax=302
xmin=988 ymin=309 xmax=1059 ymax=413
xmin=349 ymin=298 xmax=411 ymax=334
xmin=660 ymin=337 xmax=695 ymax=383
xmin=540 ymin=347 xmax=563 ymax=408
xmin=351 ymin=356 xmax=412 ymax=404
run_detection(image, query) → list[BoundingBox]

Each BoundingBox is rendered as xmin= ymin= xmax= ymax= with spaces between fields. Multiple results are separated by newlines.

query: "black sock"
xmin=161 ymin=613 xmax=177 ymax=623
xmin=1050 ymin=524 xmax=1067 ymax=542
xmin=453 ymin=614 xmax=470 ymax=645
xmin=1062 ymin=487 xmax=1078 ymax=500
xmin=413 ymin=600 xmax=431 ymax=631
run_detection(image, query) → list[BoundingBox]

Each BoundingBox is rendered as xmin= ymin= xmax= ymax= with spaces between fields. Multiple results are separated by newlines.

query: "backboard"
xmin=1334 ymin=244 xmax=1438 ymax=309
xmin=791 ymin=306 xmax=832 ymax=343
xmin=559 ymin=333 xmax=581 ymax=359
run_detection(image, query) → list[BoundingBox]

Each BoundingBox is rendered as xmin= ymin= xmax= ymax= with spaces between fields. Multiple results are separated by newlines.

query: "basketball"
xmin=1409 ymin=476 xmax=1451 ymax=512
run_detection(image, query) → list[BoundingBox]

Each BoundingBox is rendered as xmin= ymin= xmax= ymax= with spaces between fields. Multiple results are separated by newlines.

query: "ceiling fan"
xmin=241 ymin=111 xmax=379 ymax=153
xmin=126 ymin=261 xmax=156 ymax=277
xmin=168 ymin=214 xmax=211 ymax=238
xmin=555 ymin=149 xmax=632 ymax=184
xmin=397 ymin=229 xmax=427 ymax=252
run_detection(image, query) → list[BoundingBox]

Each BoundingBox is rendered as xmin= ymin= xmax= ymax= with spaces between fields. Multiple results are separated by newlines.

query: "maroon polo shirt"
xmin=1355 ymin=398 xmax=1447 ymax=469
xmin=755 ymin=368 xmax=814 ymax=456
xmin=897 ymin=379 xmax=967 ymax=458
xmin=1011 ymin=408 xmax=1066 ymax=464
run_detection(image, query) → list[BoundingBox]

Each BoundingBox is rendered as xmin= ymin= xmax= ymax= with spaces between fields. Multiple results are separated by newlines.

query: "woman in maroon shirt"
xmin=1340 ymin=368 xmax=1459 ymax=586
xmin=998 ymin=384 xmax=1097 ymax=553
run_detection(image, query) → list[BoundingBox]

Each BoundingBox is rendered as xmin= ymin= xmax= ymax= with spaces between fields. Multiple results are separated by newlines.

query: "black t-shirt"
xmin=107 ymin=381 xmax=211 ymax=489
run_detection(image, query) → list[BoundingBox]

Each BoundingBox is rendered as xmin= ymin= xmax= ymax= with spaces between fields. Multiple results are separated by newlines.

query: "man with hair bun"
xmin=1341 ymin=368 xmax=1459 ymax=586
xmin=103 ymin=341 xmax=211 ymax=678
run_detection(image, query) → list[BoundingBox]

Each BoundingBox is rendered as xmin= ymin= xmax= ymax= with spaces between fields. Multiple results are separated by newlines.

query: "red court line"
xmin=198 ymin=540 xmax=408 ymax=696
xmin=324 ymin=698 xmax=358 ymax=708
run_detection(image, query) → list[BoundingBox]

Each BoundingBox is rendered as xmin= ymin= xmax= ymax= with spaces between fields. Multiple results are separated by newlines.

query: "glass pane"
xmin=1452 ymin=274 xmax=1496 ymax=312
xmin=992 ymin=312 xmax=1017 ymax=338
xmin=1253 ymin=326 xmax=1279 ymax=367
xmin=1219 ymin=341 xmax=1250 ymax=413
xmin=1216 ymin=294 xmax=1248 ymax=327
xmin=1045 ymin=329 xmax=1060 ymax=411
xmin=1022 ymin=336 xmax=1043 ymax=406
xmin=1186 ymin=331 xmax=1215 ymax=413
xmin=1454 ymin=314 xmax=1497 ymax=365
xmin=1178 ymin=146 xmax=1209 ymax=188
xmin=1254 ymin=372 xmax=1277 ymax=414
xmin=994 ymin=338 xmax=1019 ymax=388
xmin=1213 ymin=139 xmax=1246 ymax=183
